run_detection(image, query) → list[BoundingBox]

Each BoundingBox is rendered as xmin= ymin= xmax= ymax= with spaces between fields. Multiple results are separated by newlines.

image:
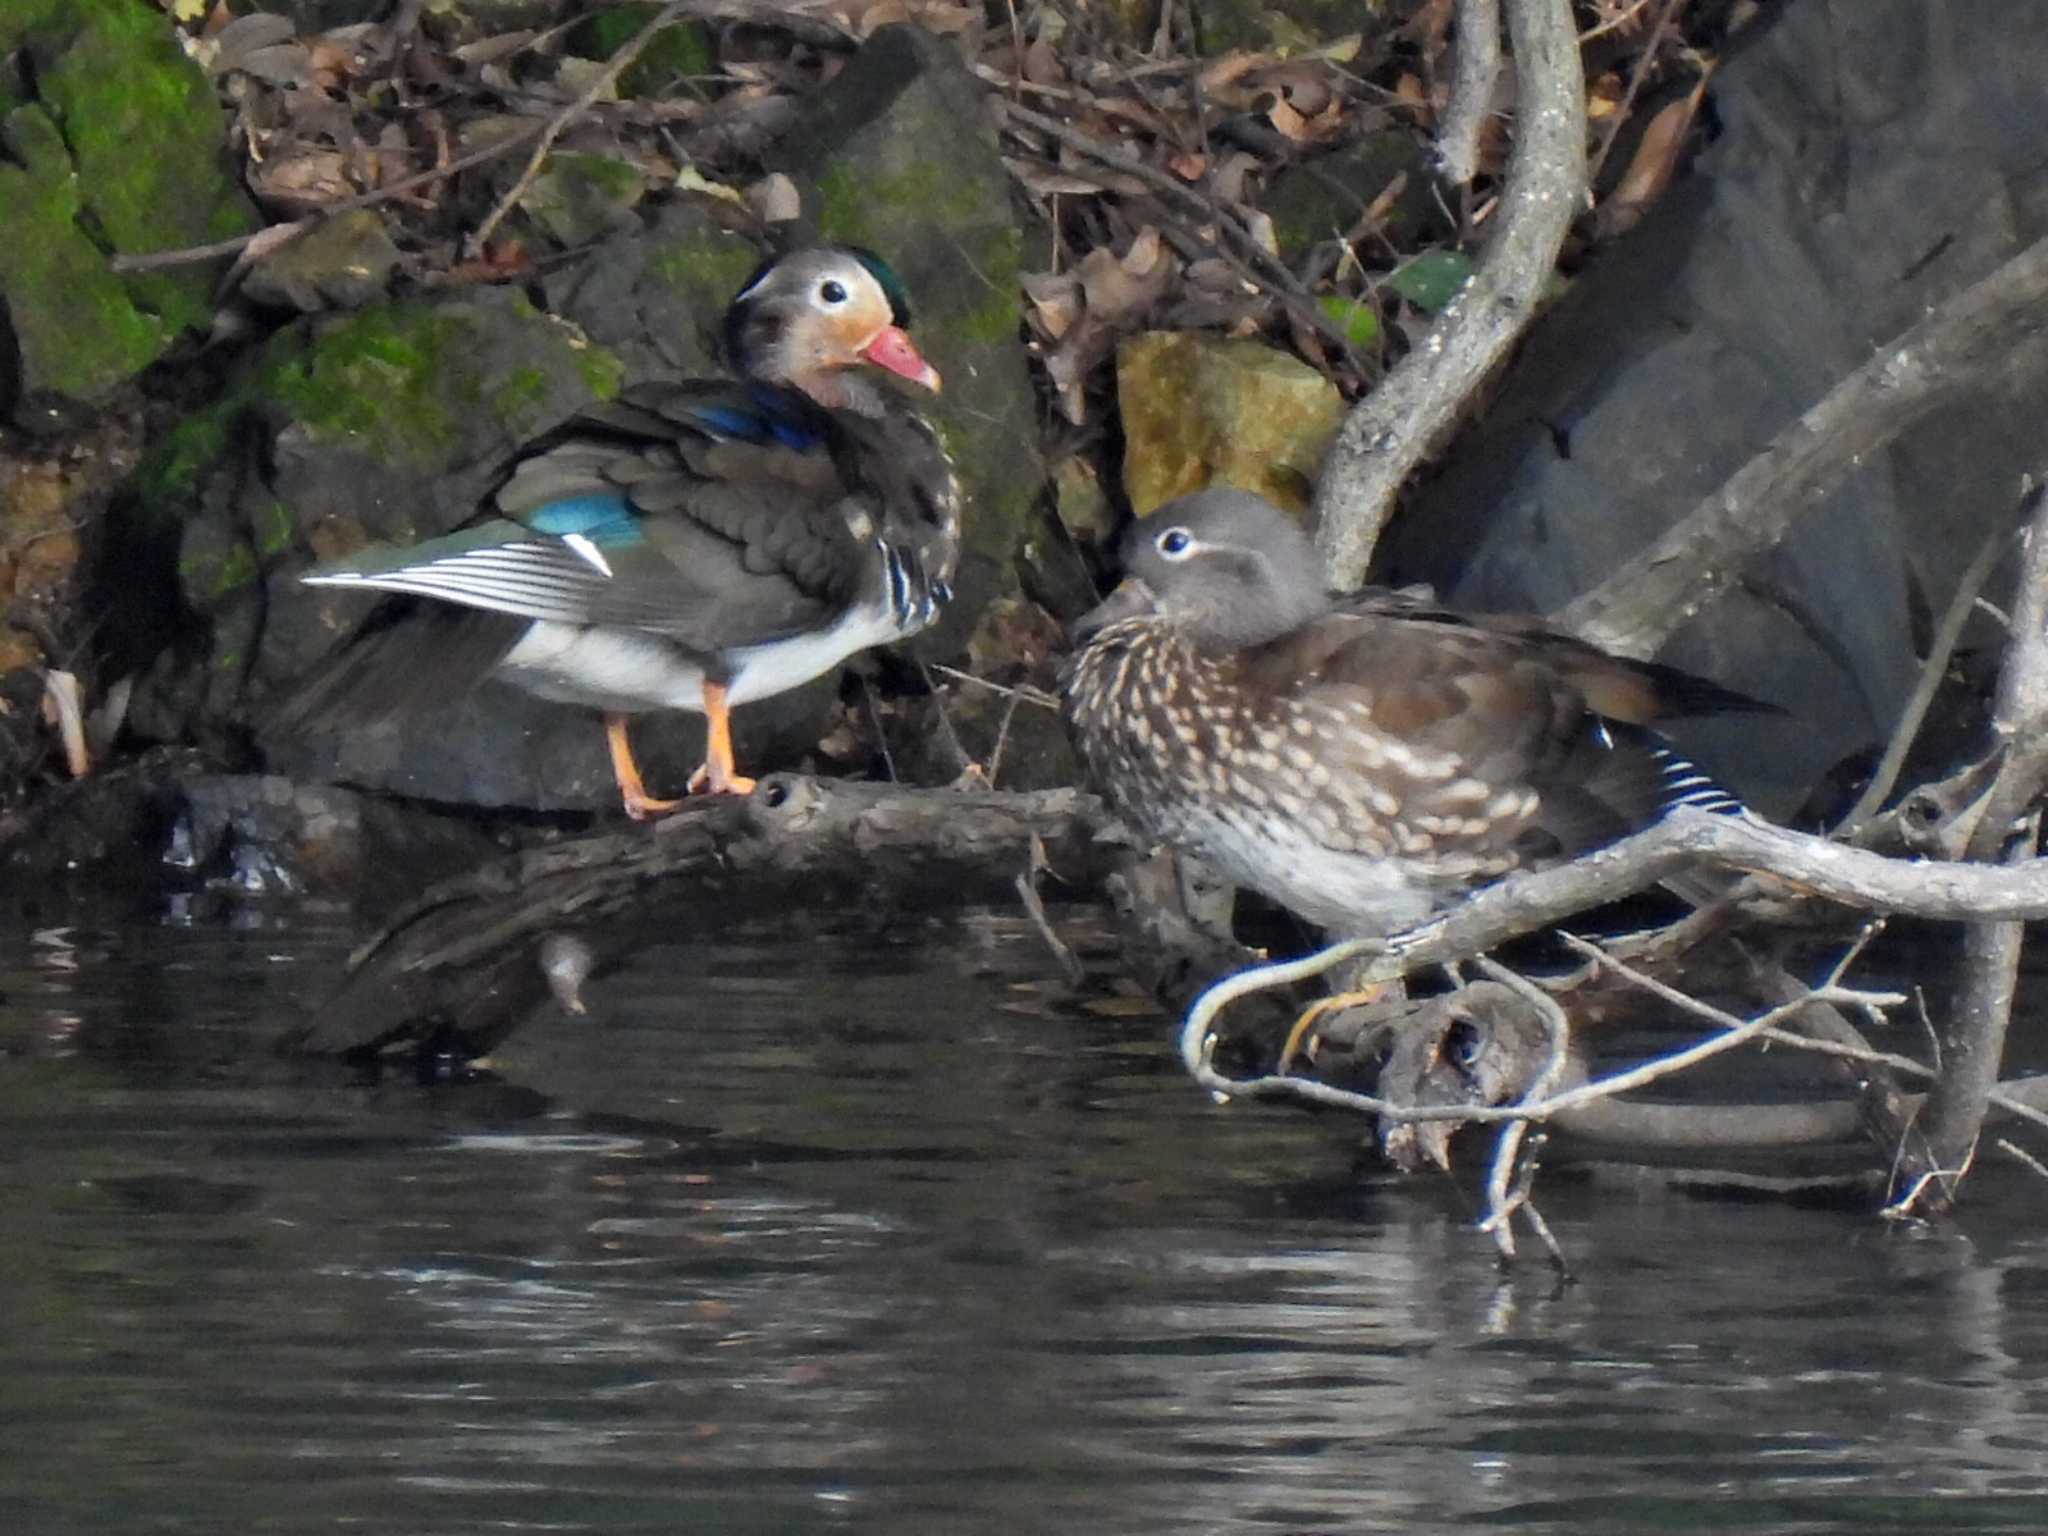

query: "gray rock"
xmin=769 ymin=23 xmax=1047 ymax=656
xmin=241 ymin=210 xmax=404 ymax=313
xmin=1379 ymin=0 xmax=2048 ymax=818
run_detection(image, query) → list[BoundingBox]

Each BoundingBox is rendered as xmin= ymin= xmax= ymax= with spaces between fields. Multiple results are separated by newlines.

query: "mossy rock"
xmin=241 ymin=209 xmax=404 ymax=313
xmin=771 ymin=24 xmax=1044 ymax=644
xmin=566 ymin=5 xmax=713 ymax=97
xmin=111 ymin=287 xmax=623 ymax=739
xmin=0 ymin=106 xmax=166 ymax=429
xmin=543 ymin=200 xmax=759 ymax=380
xmin=1117 ymin=331 xmax=1344 ymax=515
xmin=23 ymin=0 xmax=259 ymax=338
xmin=519 ymin=152 xmax=650 ymax=250
xmin=1264 ymin=131 xmax=1443 ymax=258
xmin=1195 ymin=0 xmax=1399 ymax=53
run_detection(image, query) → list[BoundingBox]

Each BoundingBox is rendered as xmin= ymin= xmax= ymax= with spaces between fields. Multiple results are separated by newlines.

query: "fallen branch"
xmin=1312 ymin=0 xmax=1587 ymax=586
xmin=1436 ymin=0 xmax=1501 ymax=187
xmin=287 ymin=777 xmax=1112 ymax=1058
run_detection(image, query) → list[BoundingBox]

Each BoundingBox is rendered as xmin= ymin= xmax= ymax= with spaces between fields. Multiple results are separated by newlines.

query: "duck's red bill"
xmin=860 ymin=326 xmax=942 ymax=392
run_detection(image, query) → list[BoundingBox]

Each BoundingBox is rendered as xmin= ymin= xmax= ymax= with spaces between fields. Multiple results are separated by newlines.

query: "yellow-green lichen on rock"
xmin=1117 ymin=331 xmax=1344 ymax=516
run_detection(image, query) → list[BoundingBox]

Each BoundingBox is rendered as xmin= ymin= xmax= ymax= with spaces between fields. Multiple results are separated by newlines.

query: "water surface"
xmin=3 ymin=910 xmax=2047 ymax=1534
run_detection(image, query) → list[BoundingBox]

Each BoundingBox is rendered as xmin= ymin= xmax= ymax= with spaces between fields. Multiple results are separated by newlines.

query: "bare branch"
xmin=1437 ymin=0 xmax=1501 ymax=187
xmin=1833 ymin=519 xmax=2012 ymax=833
xmin=1312 ymin=0 xmax=1587 ymax=587
xmin=1895 ymin=480 xmax=2048 ymax=1209
xmin=1560 ymin=237 xmax=2048 ymax=656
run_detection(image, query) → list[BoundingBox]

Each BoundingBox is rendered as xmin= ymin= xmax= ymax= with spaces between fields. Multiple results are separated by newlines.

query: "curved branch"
xmin=1312 ymin=0 xmax=1587 ymax=586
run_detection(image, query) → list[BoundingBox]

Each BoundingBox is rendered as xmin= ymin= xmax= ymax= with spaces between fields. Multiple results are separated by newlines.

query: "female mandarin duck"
xmin=290 ymin=247 xmax=959 ymax=817
xmin=1060 ymin=488 xmax=1764 ymax=938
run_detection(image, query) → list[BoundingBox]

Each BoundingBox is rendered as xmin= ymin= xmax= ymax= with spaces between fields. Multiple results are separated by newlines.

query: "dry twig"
xmin=1893 ymin=480 xmax=2048 ymax=1211
xmin=1313 ymin=0 xmax=1588 ymax=586
xmin=1437 ymin=0 xmax=1501 ymax=187
xmin=468 ymin=0 xmax=691 ymax=257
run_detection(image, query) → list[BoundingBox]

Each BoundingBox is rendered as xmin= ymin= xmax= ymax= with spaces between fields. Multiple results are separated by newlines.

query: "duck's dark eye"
xmin=1446 ymin=1017 xmax=1487 ymax=1071
xmin=819 ymin=279 xmax=848 ymax=305
xmin=1157 ymin=527 xmax=1194 ymax=559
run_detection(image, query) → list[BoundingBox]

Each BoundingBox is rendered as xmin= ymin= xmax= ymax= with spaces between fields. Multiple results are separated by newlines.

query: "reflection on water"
xmin=3 ymin=911 xmax=2048 ymax=1534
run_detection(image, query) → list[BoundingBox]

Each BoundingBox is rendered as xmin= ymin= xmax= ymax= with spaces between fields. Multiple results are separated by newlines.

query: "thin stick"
xmin=1584 ymin=0 xmax=1687 ymax=188
xmin=992 ymin=99 xmax=1367 ymax=367
xmin=1834 ymin=519 xmax=2014 ymax=833
xmin=1312 ymin=0 xmax=1588 ymax=587
xmin=468 ymin=0 xmax=690 ymax=258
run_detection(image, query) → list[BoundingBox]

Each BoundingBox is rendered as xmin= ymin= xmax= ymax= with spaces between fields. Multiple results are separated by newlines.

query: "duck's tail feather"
xmin=269 ymin=600 xmax=528 ymax=735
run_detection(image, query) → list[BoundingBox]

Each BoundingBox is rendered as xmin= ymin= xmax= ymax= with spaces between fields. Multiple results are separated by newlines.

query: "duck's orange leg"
xmin=1277 ymin=983 xmax=1394 ymax=1075
xmin=604 ymin=712 xmax=681 ymax=820
xmin=683 ymin=681 xmax=758 ymax=796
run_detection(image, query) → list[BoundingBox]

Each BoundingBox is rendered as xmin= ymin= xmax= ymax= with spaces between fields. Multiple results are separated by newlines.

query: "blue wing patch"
xmin=685 ymin=394 xmax=823 ymax=452
xmin=526 ymin=492 xmax=643 ymax=546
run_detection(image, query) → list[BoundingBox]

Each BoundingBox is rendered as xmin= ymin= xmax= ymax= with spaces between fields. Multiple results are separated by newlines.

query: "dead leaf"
xmin=1035 ymin=228 xmax=1176 ymax=422
xmin=249 ymin=145 xmax=355 ymax=213
xmin=1596 ymin=77 xmax=1709 ymax=238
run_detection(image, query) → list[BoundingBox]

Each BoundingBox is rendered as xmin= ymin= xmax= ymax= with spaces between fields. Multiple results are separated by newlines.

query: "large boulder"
xmin=1377 ymin=0 xmax=2048 ymax=818
xmin=769 ymin=23 xmax=1046 ymax=657
xmin=107 ymin=286 xmax=639 ymax=810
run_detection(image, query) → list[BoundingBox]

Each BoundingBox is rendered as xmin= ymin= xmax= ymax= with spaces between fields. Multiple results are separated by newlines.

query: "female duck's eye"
xmin=819 ymin=279 xmax=849 ymax=306
xmin=1156 ymin=527 xmax=1194 ymax=559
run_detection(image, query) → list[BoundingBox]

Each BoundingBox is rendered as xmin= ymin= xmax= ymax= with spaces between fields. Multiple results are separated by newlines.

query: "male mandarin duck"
xmin=288 ymin=246 xmax=959 ymax=817
xmin=1060 ymin=488 xmax=1766 ymax=940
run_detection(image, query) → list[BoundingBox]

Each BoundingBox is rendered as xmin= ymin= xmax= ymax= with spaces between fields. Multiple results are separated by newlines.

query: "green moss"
xmin=954 ymin=227 xmax=1024 ymax=345
xmin=647 ymin=234 xmax=761 ymax=301
xmin=573 ymin=342 xmax=626 ymax=401
xmin=0 ymin=0 xmax=64 ymax=56
xmin=0 ymin=105 xmax=167 ymax=408
xmin=489 ymin=366 xmax=553 ymax=436
xmin=815 ymin=161 xmax=991 ymax=251
xmin=180 ymin=542 xmax=258 ymax=605
xmin=136 ymin=403 xmax=239 ymax=514
xmin=567 ymin=7 xmax=713 ymax=97
xmin=253 ymin=498 xmax=296 ymax=558
xmin=522 ymin=151 xmax=647 ymax=246
xmin=260 ymin=304 xmax=477 ymax=463
xmin=34 ymin=0 xmax=258 ymax=336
